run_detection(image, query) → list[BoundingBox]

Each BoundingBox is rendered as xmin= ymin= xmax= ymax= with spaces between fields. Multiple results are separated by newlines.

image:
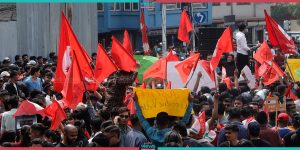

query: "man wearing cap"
xmin=3 ymin=71 xmax=24 ymax=98
xmin=0 ymin=71 xmax=10 ymax=84
xmin=274 ymin=113 xmax=293 ymax=138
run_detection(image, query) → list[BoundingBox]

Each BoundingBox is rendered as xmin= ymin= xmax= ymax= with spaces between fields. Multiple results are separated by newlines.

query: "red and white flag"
xmin=54 ymin=12 xmax=95 ymax=92
xmin=190 ymin=111 xmax=206 ymax=136
xmin=140 ymin=10 xmax=150 ymax=55
xmin=264 ymin=10 xmax=297 ymax=54
xmin=210 ymin=27 xmax=234 ymax=71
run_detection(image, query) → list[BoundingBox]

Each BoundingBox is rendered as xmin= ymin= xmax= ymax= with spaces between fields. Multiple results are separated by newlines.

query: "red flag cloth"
xmin=259 ymin=62 xmax=282 ymax=86
xmin=264 ymin=10 xmax=297 ymax=54
xmin=13 ymin=100 xmax=45 ymax=118
xmin=61 ymin=51 xmax=85 ymax=109
xmin=253 ymin=41 xmax=274 ymax=64
xmin=166 ymin=81 xmax=171 ymax=89
xmin=166 ymin=50 xmax=179 ymax=62
xmin=143 ymin=58 xmax=167 ymax=80
xmin=95 ymin=44 xmax=118 ymax=86
xmin=191 ymin=111 xmax=206 ymax=136
xmin=285 ymin=84 xmax=298 ymax=100
xmin=123 ymin=30 xmax=133 ymax=55
xmin=140 ymin=10 xmax=150 ymax=55
xmin=254 ymin=62 xmax=261 ymax=79
xmin=140 ymin=82 xmax=146 ymax=89
xmin=175 ymin=53 xmax=200 ymax=83
xmin=44 ymin=100 xmax=67 ymax=130
xmin=199 ymin=60 xmax=215 ymax=81
xmin=190 ymin=51 xmax=195 ymax=56
xmin=223 ymin=77 xmax=232 ymax=89
xmin=210 ymin=27 xmax=234 ymax=70
xmin=111 ymin=36 xmax=137 ymax=72
xmin=178 ymin=10 xmax=193 ymax=44
xmin=54 ymin=12 xmax=94 ymax=92
xmin=127 ymin=99 xmax=135 ymax=115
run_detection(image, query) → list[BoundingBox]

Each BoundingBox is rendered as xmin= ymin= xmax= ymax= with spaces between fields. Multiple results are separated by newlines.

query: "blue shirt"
xmin=24 ymin=76 xmax=43 ymax=92
xmin=135 ymin=101 xmax=193 ymax=147
xmin=278 ymin=127 xmax=292 ymax=138
xmin=217 ymin=121 xmax=249 ymax=146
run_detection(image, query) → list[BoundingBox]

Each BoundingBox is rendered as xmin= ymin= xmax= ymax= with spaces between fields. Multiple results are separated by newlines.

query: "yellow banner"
xmin=134 ymin=88 xmax=190 ymax=118
xmin=286 ymin=59 xmax=300 ymax=81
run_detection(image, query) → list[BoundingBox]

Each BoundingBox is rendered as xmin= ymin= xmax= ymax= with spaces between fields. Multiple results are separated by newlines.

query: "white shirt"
xmin=236 ymin=31 xmax=251 ymax=55
xmin=1 ymin=108 xmax=17 ymax=133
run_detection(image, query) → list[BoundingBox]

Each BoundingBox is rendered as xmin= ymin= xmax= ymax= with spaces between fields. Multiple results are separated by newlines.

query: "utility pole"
xmin=162 ymin=3 xmax=167 ymax=56
xmin=190 ymin=3 xmax=195 ymax=52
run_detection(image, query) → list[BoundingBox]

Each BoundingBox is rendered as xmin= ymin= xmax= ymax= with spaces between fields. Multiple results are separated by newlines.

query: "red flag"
xmin=223 ymin=77 xmax=232 ymax=89
xmin=264 ymin=10 xmax=297 ymax=54
xmin=166 ymin=50 xmax=179 ymax=61
xmin=178 ymin=10 xmax=193 ymax=43
xmin=54 ymin=12 xmax=94 ymax=92
xmin=95 ymin=44 xmax=118 ymax=86
xmin=127 ymin=99 xmax=135 ymax=115
xmin=123 ymin=30 xmax=133 ymax=55
xmin=254 ymin=62 xmax=261 ymax=79
xmin=61 ymin=51 xmax=85 ymax=109
xmin=140 ymin=82 xmax=147 ymax=89
xmin=166 ymin=81 xmax=172 ymax=89
xmin=140 ymin=10 xmax=150 ymax=55
xmin=190 ymin=51 xmax=195 ymax=56
xmin=13 ymin=100 xmax=45 ymax=118
xmin=111 ymin=36 xmax=137 ymax=72
xmin=285 ymin=84 xmax=298 ymax=100
xmin=143 ymin=58 xmax=167 ymax=80
xmin=210 ymin=27 xmax=234 ymax=70
xmin=199 ymin=60 xmax=215 ymax=81
xmin=253 ymin=41 xmax=274 ymax=64
xmin=259 ymin=62 xmax=279 ymax=86
xmin=175 ymin=53 xmax=200 ymax=83
xmin=44 ymin=100 xmax=67 ymax=130
xmin=191 ymin=111 xmax=206 ymax=136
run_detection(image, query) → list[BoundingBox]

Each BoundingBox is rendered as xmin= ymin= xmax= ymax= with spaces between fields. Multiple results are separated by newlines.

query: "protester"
xmin=0 ymin=8 xmax=299 ymax=148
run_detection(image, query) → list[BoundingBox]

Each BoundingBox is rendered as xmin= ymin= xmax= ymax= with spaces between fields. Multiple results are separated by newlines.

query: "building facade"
xmin=212 ymin=2 xmax=272 ymax=45
xmin=97 ymin=1 xmax=212 ymax=51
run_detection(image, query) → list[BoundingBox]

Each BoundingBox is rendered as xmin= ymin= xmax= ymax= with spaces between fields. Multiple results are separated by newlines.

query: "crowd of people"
xmin=0 ymin=44 xmax=300 ymax=148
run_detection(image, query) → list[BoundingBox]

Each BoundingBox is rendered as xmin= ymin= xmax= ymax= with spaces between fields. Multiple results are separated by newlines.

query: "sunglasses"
xmin=120 ymin=115 xmax=129 ymax=119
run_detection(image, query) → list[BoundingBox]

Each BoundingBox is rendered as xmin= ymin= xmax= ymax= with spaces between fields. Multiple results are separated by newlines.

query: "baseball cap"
xmin=27 ymin=60 xmax=37 ymax=65
xmin=0 ymin=71 xmax=10 ymax=78
xmin=278 ymin=113 xmax=289 ymax=122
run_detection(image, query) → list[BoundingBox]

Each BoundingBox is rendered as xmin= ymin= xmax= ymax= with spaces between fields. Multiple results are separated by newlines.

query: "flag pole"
xmin=73 ymin=51 xmax=88 ymax=91
xmin=184 ymin=69 xmax=196 ymax=88
xmin=285 ymin=60 xmax=295 ymax=82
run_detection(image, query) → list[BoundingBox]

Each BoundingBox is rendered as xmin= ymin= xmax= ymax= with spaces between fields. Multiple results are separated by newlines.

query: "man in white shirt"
xmin=1 ymin=95 xmax=19 ymax=134
xmin=236 ymin=23 xmax=252 ymax=72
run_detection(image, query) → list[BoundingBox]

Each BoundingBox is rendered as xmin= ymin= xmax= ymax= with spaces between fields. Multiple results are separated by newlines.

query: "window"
xmin=226 ymin=3 xmax=232 ymax=6
xmin=97 ymin=3 xmax=104 ymax=11
xmin=166 ymin=3 xmax=181 ymax=10
xmin=132 ymin=3 xmax=139 ymax=11
xmin=124 ymin=3 xmax=131 ymax=11
xmin=124 ymin=3 xmax=139 ymax=11
xmin=110 ymin=3 xmax=121 ymax=11
xmin=192 ymin=3 xmax=207 ymax=9
xmin=212 ymin=3 xmax=221 ymax=6
xmin=237 ymin=3 xmax=251 ymax=5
